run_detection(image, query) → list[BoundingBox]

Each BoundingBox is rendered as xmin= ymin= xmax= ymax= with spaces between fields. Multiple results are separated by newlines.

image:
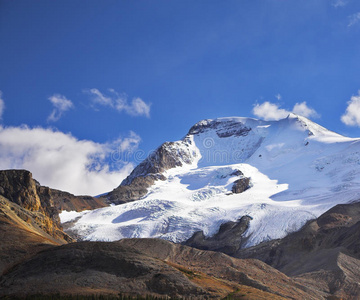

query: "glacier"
xmin=60 ymin=114 xmax=360 ymax=247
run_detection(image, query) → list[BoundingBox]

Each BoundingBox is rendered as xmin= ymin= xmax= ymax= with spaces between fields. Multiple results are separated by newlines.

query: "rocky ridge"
xmin=107 ymin=139 xmax=195 ymax=204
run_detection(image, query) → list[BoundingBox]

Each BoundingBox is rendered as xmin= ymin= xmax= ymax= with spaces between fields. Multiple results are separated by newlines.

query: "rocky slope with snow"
xmin=236 ymin=200 xmax=360 ymax=298
xmin=62 ymin=114 xmax=360 ymax=248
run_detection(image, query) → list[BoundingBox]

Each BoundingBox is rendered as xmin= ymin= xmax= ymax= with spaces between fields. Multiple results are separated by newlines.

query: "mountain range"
xmin=63 ymin=114 xmax=360 ymax=247
xmin=1 ymin=114 xmax=360 ymax=299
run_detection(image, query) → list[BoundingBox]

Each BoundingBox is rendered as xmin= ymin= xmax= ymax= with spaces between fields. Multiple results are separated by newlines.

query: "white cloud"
xmin=332 ymin=0 xmax=347 ymax=8
xmin=252 ymin=102 xmax=290 ymax=121
xmin=253 ymin=101 xmax=319 ymax=121
xmin=348 ymin=12 xmax=360 ymax=27
xmin=47 ymin=94 xmax=74 ymax=122
xmin=341 ymin=91 xmax=360 ymax=127
xmin=292 ymin=102 xmax=320 ymax=119
xmin=0 ymin=126 xmax=141 ymax=195
xmin=89 ymin=88 xmax=113 ymax=107
xmin=0 ymin=91 xmax=5 ymax=120
xmin=86 ymin=88 xmax=151 ymax=118
xmin=127 ymin=97 xmax=151 ymax=117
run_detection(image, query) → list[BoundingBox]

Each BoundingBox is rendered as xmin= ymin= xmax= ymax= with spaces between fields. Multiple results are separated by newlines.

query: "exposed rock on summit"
xmin=108 ymin=141 xmax=194 ymax=204
xmin=188 ymin=119 xmax=252 ymax=138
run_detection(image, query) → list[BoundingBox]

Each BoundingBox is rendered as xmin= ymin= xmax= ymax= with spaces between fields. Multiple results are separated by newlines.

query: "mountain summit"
xmin=63 ymin=115 xmax=360 ymax=247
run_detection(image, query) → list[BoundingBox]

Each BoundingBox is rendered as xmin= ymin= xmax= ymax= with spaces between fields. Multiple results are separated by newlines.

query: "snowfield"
xmin=60 ymin=114 xmax=360 ymax=247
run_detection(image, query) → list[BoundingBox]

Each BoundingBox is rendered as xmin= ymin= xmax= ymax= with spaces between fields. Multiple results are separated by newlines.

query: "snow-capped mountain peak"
xmin=61 ymin=115 xmax=360 ymax=247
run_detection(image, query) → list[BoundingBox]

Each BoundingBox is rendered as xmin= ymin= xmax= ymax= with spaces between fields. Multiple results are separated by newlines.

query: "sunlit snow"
xmin=60 ymin=115 xmax=360 ymax=247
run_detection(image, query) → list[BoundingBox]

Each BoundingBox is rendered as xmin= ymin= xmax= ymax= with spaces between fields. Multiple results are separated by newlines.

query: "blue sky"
xmin=1 ymin=0 xmax=360 ymax=195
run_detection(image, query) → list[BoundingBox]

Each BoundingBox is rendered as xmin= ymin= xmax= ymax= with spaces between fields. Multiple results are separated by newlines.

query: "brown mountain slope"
xmin=119 ymin=238 xmax=325 ymax=299
xmin=0 ymin=169 xmax=107 ymax=276
xmin=47 ymin=188 xmax=109 ymax=212
xmin=0 ymin=195 xmax=68 ymax=275
xmin=0 ymin=239 xmax=324 ymax=299
xmin=236 ymin=201 xmax=360 ymax=299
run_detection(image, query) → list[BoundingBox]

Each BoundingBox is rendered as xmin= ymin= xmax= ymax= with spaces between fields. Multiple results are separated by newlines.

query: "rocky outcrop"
xmin=184 ymin=216 xmax=252 ymax=255
xmin=0 ymin=239 xmax=324 ymax=299
xmin=0 ymin=170 xmax=41 ymax=211
xmin=188 ymin=119 xmax=252 ymax=138
xmin=108 ymin=141 xmax=194 ymax=204
xmin=232 ymin=177 xmax=250 ymax=194
xmin=0 ymin=170 xmax=63 ymax=236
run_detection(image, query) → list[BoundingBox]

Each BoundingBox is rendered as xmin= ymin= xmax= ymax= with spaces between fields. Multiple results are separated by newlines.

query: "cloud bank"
xmin=0 ymin=126 xmax=140 ymax=195
xmin=47 ymin=94 xmax=74 ymax=122
xmin=253 ymin=101 xmax=319 ymax=121
xmin=86 ymin=88 xmax=151 ymax=118
xmin=341 ymin=91 xmax=360 ymax=127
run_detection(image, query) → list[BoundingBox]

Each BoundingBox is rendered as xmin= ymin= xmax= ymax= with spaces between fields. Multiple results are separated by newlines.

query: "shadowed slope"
xmin=0 ymin=239 xmax=324 ymax=299
xmin=236 ymin=201 xmax=360 ymax=299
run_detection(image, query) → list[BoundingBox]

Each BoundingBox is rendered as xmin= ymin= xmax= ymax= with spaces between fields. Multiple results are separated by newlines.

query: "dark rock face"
xmin=108 ymin=141 xmax=193 ymax=204
xmin=0 ymin=170 xmax=63 ymax=236
xmin=0 ymin=170 xmax=41 ymax=211
xmin=188 ymin=119 xmax=252 ymax=138
xmin=108 ymin=174 xmax=165 ymax=205
xmin=184 ymin=216 xmax=252 ymax=255
xmin=122 ymin=142 xmax=192 ymax=185
xmin=232 ymin=177 xmax=250 ymax=194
